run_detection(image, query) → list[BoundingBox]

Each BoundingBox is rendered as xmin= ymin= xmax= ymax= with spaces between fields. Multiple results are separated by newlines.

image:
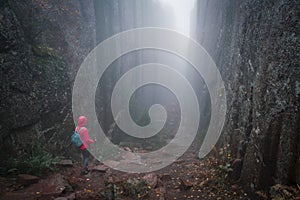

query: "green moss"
xmin=32 ymin=45 xmax=56 ymax=57
xmin=33 ymin=45 xmax=68 ymax=85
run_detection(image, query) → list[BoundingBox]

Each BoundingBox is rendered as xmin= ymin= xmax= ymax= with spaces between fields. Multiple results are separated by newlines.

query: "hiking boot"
xmin=80 ymin=170 xmax=89 ymax=175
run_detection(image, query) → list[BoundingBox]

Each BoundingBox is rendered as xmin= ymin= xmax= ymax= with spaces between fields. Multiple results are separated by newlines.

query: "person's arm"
xmin=83 ymin=128 xmax=94 ymax=144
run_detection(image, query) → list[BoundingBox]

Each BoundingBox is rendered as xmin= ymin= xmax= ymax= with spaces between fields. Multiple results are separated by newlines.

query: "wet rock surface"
xmin=0 ymin=0 xmax=96 ymax=156
xmin=193 ymin=0 xmax=300 ymax=192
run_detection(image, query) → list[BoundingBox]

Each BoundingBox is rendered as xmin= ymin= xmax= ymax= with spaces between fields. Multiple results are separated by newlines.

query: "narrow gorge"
xmin=0 ymin=0 xmax=299 ymax=199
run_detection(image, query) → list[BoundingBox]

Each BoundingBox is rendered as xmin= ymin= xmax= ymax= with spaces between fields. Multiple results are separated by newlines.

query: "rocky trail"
xmin=1 ymin=145 xmax=299 ymax=200
xmin=0 ymin=147 xmax=251 ymax=200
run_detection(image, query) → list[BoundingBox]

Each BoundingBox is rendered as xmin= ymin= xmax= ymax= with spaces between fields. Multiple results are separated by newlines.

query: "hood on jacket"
xmin=77 ymin=116 xmax=87 ymax=127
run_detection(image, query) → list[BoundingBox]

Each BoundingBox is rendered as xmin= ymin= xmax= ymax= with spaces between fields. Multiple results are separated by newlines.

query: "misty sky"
xmin=159 ymin=0 xmax=196 ymax=35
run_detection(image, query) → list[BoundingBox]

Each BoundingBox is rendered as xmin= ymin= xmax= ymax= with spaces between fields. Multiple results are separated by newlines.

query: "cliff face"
xmin=194 ymin=0 xmax=299 ymax=190
xmin=0 ymin=0 xmax=174 ymax=155
xmin=0 ymin=0 xmax=299 ymax=192
xmin=0 ymin=0 xmax=96 ymax=155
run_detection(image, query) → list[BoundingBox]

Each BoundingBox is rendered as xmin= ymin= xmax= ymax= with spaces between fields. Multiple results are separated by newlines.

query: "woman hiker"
xmin=75 ymin=116 xmax=95 ymax=175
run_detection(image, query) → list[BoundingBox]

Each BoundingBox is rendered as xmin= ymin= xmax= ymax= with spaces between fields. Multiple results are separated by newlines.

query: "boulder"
xmin=54 ymin=197 xmax=67 ymax=200
xmin=180 ymin=178 xmax=193 ymax=190
xmin=17 ymin=174 xmax=40 ymax=186
xmin=28 ymin=174 xmax=66 ymax=197
xmin=91 ymin=164 xmax=109 ymax=172
xmin=4 ymin=174 xmax=66 ymax=199
xmin=56 ymin=160 xmax=73 ymax=167
xmin=142 ymin=173 xmax=158 ymax=188
xmin=229 ymin=159 xmax=243 ymax=181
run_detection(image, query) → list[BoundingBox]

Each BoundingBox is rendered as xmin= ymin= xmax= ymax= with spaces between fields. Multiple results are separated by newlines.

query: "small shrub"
xmin=101 ymin=179 xmax=150 ymax=199
xmin=1 ymin=142 xmax=60 ymax=176
xmin=218 ymin=144 xmax=233 ymax=178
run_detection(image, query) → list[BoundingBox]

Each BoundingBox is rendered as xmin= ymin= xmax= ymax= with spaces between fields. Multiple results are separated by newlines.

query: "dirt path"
xmin=1 ymin=147 xmax=253 ymax=200
xmin=2 ymin=143 xmax=299 ymax=200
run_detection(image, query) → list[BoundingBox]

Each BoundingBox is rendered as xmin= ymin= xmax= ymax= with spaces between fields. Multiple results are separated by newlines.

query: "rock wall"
xmin=0 ymin=0 xmax=96 ymax=156
xmin=194 ymin=0 xmax=299 ymax=191
xmin=1 ymin=0 xmax=299 ymax=192
xmin=0 ymin=0 xmax=174 ymax=157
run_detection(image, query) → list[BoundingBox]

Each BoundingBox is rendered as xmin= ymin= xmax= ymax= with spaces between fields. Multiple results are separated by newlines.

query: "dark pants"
xmin=81 ymin=149 xmax=90 ymax=171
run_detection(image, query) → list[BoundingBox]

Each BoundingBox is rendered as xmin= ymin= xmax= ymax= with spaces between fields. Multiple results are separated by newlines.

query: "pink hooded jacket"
xmin=75 ymin=116 xmax=94 ymax=150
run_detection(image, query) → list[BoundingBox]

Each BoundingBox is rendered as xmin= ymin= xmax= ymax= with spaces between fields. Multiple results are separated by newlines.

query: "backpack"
xmin=71 ymin=127 xmax=84 ymax=147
